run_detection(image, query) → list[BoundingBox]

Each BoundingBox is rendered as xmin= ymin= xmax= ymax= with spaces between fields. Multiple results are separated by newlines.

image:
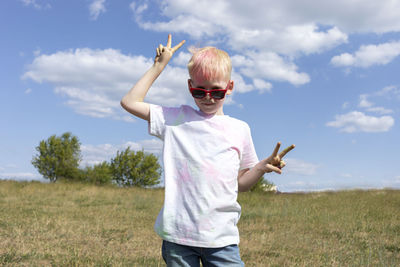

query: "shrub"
xmin=110 ymin=147 xmax=161 ymax=187
xmin=82 ymin=161 xmax=113 ymax=185
xmin=32 ymin=132 xmax=81 ymax=182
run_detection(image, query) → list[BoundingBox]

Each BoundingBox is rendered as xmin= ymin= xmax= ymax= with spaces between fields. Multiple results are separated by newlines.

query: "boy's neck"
xmin=216 ymin=108 xmax=224 ymax=115
xmin=199 ymin=106 xmax=224 ymax=116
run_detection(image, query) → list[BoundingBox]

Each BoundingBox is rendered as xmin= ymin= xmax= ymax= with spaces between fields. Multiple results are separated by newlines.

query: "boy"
xmin=121 ymin=34 xmax=294 ymax=266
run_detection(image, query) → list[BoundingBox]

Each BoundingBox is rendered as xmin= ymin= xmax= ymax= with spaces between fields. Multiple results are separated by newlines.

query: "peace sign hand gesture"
xmin=154 ymin=34 xmax=185 ymax=66
xmin=257 ymin=142 xmax=295 ymax=175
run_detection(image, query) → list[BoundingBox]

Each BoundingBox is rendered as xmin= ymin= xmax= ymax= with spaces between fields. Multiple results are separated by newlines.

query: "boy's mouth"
xmin=201 ymin=103 xmax=215 ymax=107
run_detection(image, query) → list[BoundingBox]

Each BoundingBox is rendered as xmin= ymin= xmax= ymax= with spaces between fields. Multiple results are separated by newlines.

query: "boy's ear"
xmin=226 ymin=80 xmax=234 ymax=95
xmin=188 ymin=79 xmax=192 ymax=91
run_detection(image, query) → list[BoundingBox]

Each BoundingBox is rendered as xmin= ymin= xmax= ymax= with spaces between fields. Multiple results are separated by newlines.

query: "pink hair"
xmin=187 ymin=46 xmax=232 ymax=83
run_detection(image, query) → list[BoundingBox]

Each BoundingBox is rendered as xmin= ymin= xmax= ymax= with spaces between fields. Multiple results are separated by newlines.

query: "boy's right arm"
xmin=121 ymin=34 xmax=185 ymax=122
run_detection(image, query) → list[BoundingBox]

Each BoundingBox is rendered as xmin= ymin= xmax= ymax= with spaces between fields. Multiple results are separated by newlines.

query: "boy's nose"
xmin=205 ymin=93 xmax=214 ymax=102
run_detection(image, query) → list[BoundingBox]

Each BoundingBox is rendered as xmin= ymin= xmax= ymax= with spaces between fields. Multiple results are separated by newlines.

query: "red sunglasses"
xmin=189 ymin=82 xmax=230 ymax=100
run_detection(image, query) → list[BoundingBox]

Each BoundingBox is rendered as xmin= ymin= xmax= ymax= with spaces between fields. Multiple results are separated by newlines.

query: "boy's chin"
xmin=195 ymin=100 xmax=224 ymax=115
xmin=200 ymin=109 xmax=216 ymax=115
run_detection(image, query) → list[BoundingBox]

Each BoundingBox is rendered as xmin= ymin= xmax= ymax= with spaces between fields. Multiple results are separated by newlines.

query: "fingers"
xmin=156 ymin=44 xmax=164 ymax=56
xmin=266 ymin=164 xmax=282 ymax=174
xmin=166 ymin=33 xmax=185 ymax=52
xmin=166 ymin=34 xmax=172 ymax=48
xmin=279 ymin=160 xmax=286 ymax=169
xmin=264 ymin=142 xmax=294 ymax=174
xmin=279 ymin=144 xmax=295 ymax=159
xmin=172 ymin=39 xmax=186 ymax=53
xmin=272 ymin=142 xmax=281 ymax=157
xmin=158 ymin=35 xmax=185 ymax=56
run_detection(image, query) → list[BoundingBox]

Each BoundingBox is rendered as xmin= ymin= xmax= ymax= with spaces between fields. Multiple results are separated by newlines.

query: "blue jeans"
xmin=162 ymin=240 xmax=245 ymax=267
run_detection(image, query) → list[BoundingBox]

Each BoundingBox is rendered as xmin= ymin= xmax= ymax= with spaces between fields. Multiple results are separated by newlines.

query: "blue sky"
xmin=1 ymin=0 xmax=400 ymax=192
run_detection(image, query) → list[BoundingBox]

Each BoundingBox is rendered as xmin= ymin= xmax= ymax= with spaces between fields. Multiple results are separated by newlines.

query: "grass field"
xmin=1 ymin=180 xmax=399 ymax=266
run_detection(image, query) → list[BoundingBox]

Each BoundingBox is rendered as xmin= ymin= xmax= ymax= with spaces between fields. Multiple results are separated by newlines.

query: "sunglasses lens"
xmin=191 ymin=89 xmax=206 ymax=99
xmin=190 ymin=87 xmax=227 ymax=99
xmin=211 ymin=91 xmax=226 ymax=99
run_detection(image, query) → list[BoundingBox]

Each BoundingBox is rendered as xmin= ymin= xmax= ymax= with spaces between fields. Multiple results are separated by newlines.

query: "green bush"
xmin=32 ymin=133 xmax=162 ymax=187
xmin=111 ymin=147 xmax=161 ymax=187
xmin=32 ymin=132 xmax=81 ymax=182
xmin=81 ymin=161 xmax=113 ymax=185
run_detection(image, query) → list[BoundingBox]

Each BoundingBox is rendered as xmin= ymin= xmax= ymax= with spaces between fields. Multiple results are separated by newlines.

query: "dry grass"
xmin=239 ymin=190 xmax=400 ymax=266
xmin=0 ymin=180 xmax=399 ymax=266
xmin=0 ymin=181 xmax=164 ymax=266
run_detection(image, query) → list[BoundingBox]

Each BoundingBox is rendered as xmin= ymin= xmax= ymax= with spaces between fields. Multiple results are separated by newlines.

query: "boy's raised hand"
xmin=155 ymin=34 xmax=185 ymax=65
xmin=257 ymin=142 xmax=295 ymax=174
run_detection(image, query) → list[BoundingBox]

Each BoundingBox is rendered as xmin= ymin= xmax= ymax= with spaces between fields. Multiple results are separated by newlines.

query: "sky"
xmin=1 ymin=0 xmax=400 ymax=192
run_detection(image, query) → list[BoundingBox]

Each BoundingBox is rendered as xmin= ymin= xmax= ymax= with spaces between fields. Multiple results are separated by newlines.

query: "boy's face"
xmin=188 ymin=77 xmax=233 ymax=115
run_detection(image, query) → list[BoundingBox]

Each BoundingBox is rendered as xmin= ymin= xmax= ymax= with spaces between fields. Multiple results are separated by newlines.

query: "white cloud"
xmin=358 ymin=94 xmax=374 ymax=108
xmin=131 ymin=0 xmax=400 ymax=54
xmin=54 ymin=86 xmax=117 ymax=118
xmin=22 ymin=48 xmax=191 ymax=120
xmin=171 ymin=51 xmax=191 ymax=67
xmin=89 ymin=0 xmax=106 ymax=20
xmin=80 ymin=139 xmax=163 ymax=167
xmin=130 ymin=0 xmax=400 ymax=88
xmin=358 ymin=91 xmax=394 ymax=115
xmin=232 ymin=52 xmax=310 ymax=86
xmin=130 ymin=1 xmax=148 ymax=16
xmin=21 ymin=0 xmax=40 ymax=9
xmin=132 ymin=0 xmax=376 ymax=87
xmin=331 ymin=53 xmax=355 ymax=67
xmin=139 ymin=15 xmax=219 ymax=40
xmin=134 ymin=0 xmax=400 ymax=41
xmin=21 ymin=0 xmax=51 ymax=10
xmin=22 ymin=47 xmax=263 ymax=119
xmin=252 ymin=79 xmax=272 ymax=93
xmin=230 ymin=70 xmax=255 ymax=94
xmin=331 ymin=41 xmax=400 ymax=68
xmin=133 ymin=1 xmax=226 ymax=39
xmin=285 ymin=158 xmax=319 ymax=176
xmin=326 ymin=111 xmax=394 ymax=133
xmin=228 ymin=24 xmax=347 ymax=56
xmin=366 ymin=107 xmax=393 ymax=115
xmin=134 ymin=0 xmax=347 ymax=55
xmin=81 ymin=143 xmax=121 ymax=167
xmin=376 ymin=85 xmax=400 ymax=100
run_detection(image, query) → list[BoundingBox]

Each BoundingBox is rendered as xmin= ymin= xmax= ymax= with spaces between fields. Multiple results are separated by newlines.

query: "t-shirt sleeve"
xmin=239 ymin=124 xmax=259 ymax=170
xmin=149 ymin=104 xmax=183 ymax=140
xmin=149 ymin=104 xmax=166 ymax=140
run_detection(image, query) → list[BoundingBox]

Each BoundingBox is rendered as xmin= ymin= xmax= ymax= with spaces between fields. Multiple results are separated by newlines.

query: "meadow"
xmin=0 ymin=180 xmax=399 ymax=266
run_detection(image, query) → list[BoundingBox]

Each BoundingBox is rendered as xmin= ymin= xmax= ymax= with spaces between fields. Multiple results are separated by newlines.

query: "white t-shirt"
xmin=149 ymin=104 xmax=259 ymax=248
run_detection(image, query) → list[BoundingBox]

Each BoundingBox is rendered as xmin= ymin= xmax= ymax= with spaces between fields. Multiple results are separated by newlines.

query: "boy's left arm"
xmin=237 ymin=142 xmax=295 ymax=192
